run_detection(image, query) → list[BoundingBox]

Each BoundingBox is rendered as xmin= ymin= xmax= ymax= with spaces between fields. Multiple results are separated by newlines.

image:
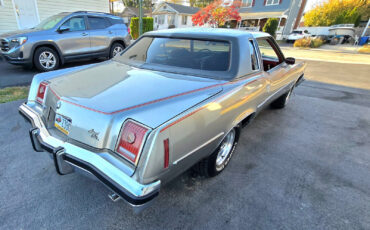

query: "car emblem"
xmin=88 ymin=129 xmax=99 ymax=141
xmin=56 ymin=101 xmax=61 ymax=109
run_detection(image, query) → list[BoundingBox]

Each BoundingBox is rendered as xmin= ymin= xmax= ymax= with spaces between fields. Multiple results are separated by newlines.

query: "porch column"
xmin=278 ymin=17 xmax=282 ymax=27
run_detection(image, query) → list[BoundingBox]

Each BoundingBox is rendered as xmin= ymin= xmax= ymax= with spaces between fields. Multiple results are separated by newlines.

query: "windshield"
xmin=115 ymin=37 xmax=231 ymax=79
xmin=35 ymin=14 xmax=65 ymax=30
xmin=292 ymin=31 xmax=303 ymax=34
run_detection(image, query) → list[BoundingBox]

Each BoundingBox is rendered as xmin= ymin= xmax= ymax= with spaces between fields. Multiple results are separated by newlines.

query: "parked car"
xmin=286 ymin=30 xmax=310 ymax=43
xmin=0 ymin=11 xmax=130 ymax=71
xmin=19 ymin=28 xmax=306 ymax=210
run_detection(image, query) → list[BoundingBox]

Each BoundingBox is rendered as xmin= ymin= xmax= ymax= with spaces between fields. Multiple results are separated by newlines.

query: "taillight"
xmin=36 ymin=82 xmax=48 ymax=104
xmin=116 ymin=120 xmax=149 ymax=165
xmin=128 ymin=27 xmax=130 ymax=34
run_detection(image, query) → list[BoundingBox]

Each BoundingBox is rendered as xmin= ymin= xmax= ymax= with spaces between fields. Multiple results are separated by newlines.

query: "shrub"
xmin=263 ymin=18 xmax=279 ymax=37
xmin=293 ymin=38 xmax=324 ymax=48
xmin=130 ymin=17 xmax=154 ymax=40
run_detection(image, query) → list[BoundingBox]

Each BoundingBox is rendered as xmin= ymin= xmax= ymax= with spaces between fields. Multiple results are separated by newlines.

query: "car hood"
xmin=0 ymin=28 xmax=44 ymax=38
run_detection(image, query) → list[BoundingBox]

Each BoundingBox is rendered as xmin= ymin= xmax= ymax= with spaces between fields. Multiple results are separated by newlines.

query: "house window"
xmin=158 ymin=15 xmax=165 ymax=25
xmin=0 ymin=0 xmax=4 ymax=7
xmin=182 ymin=15 xmax=187 ymax=25
xmin=266 ymin=0 xmax=280 ymax=6
xmin=155 ymin=17 xmax=158 ymax=23
xmin=242 ymin=0 xmax=253 ymax=7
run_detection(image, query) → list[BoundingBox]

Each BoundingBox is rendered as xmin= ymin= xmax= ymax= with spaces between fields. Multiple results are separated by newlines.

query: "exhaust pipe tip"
xmin=108 ymin=193 xmax=121 ymax=202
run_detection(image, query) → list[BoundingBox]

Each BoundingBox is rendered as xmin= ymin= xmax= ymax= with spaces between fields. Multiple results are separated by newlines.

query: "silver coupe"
xmin=19 ymin=28 xmax=306 ymax=210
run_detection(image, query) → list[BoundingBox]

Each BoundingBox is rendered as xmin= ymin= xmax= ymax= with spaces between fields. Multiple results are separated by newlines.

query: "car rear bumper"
xmin=19 ymin=102 xmax=160 ymax=210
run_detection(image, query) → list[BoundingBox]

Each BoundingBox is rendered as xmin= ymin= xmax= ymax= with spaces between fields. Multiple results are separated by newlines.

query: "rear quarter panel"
xmin=138 ymin=74 xmax=268 ymax=184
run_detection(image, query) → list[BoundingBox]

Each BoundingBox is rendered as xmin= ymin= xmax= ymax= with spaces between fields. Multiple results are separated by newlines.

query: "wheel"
xmin=271 ymin=86 xmax=294 ymax=109
xmin=33 ymin=47 xmax=60 ymax=72
xmin=109 ymin=43 xmax=124 ymax=58
xmin=194 ymin=127 xmax=240 ymax=177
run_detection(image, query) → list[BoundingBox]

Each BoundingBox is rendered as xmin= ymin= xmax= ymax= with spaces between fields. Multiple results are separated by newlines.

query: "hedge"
xmin=263 ymin=18 xmax=279 ymax=37
xmin=130 ymin=17 xmax=154 ymax=40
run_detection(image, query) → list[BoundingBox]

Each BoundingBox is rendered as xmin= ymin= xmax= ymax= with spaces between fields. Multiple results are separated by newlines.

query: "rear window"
xmin=292 ymin=31 xmax=303 ymax=34
xmin=117 ymin=37 xmax=230 ymax=74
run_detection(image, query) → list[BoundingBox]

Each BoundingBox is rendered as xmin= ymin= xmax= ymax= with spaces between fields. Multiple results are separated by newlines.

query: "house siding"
xmin=36 ymin=0 xmax=109 ymax=21
xmin=0 ymin=0 xmax=18 ymax=34
xmin=0 ymin=0 xmax=109 ymax=34
xmin=240 ymin=0 xmax=292 ymax=13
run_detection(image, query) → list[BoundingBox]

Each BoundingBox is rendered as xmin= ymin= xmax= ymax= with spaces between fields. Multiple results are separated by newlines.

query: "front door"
xmin=56 ymin=16 xmax=91 ymax=56
xmin=13 ymin=0 xmax=39 ymax=29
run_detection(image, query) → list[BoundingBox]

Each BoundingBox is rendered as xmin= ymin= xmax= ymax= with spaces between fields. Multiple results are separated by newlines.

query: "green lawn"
xmin=0 ymin=86 xmax=29 ymax=103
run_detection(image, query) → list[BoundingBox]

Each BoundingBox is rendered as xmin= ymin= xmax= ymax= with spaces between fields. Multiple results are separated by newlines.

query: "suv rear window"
xmin=88 ymin=16 xmax=110 ymax=29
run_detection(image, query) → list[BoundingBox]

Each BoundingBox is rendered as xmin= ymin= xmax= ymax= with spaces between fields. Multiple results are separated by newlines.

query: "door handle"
xmin=81 ymin=32 xmax=88 ymax=36
xmin=108 ymin=31 xmax=113 ymax=34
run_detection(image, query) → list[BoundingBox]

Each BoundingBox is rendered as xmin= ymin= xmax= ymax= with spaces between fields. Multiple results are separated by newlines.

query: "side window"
xmin=62 ymin=16 xmax=86 ymax=31
xmin=248 ymin=40 xmax=259 ymax=71
xmin=88 ymin=16 xmax=109 ymax=30
xmin=256 ymin=38 xmax=280 ymax=61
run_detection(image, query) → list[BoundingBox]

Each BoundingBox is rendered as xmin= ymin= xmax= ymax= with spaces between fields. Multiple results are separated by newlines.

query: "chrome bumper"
xmin=19 ymin=103 xmax=160 ymax=209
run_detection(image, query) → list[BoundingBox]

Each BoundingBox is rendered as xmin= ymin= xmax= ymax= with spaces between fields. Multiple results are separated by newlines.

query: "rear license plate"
xmin=54 ymin=114 xmax=71 ymax=135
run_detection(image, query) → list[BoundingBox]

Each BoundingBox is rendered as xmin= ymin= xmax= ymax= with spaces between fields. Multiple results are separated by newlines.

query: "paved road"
xmin=0 ymin=58 xmax=102 ymax=88
xmin=1 ymin=81 xmax=369 ymax=229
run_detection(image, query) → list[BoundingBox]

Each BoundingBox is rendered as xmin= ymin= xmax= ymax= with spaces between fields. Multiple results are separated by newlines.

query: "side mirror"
xmin=285 ymin=57 xmax=295 ymax=65
xmin=58 ymin=25 xmax=70 ymax=33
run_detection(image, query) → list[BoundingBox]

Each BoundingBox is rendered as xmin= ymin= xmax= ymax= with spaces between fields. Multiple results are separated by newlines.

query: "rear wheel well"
xmin=241 ymin=113 xmax=255 ymax=128
xmin=111 ymin=40 xmax=126 ymax=49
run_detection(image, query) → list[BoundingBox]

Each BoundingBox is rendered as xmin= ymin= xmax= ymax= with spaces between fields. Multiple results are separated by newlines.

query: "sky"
xmin=304 ymin=0 xmax=326 ymax=12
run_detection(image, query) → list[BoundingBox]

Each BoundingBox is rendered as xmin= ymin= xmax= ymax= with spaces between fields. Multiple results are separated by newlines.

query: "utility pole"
xmin=139 ymin=0 xmax=143 ymax=36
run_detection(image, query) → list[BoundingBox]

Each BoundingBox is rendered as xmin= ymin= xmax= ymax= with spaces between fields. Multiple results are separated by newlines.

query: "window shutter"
xmin=252 ymin=0 xmax=256 ymax=6
xmin=279 ymin=0 xmax=283 ymax=4
xmin=264 ymin=0 xmax=267 ymax=5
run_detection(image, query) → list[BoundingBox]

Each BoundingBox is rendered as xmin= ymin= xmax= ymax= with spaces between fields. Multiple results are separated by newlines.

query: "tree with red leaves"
xmin=192 ymin=0 xmax=241 ymax=27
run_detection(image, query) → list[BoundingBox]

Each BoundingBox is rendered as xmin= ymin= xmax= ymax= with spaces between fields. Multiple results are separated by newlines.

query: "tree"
xmin=304 ymin=0 xmax=369 ymax=27
xmin=263 ymin=18 xmax=279 ymax=37
xmin=192 ymin=0 xmax=241 ymax=27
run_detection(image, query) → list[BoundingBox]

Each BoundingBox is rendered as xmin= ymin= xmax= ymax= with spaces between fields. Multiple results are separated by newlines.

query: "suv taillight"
xmin=36 ymin=82 xmax=48 ymax=104
xmin=116 ymin=120 xmax=149 ymax=165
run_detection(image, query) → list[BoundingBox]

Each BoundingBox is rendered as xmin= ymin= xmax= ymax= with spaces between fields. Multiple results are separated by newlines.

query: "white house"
xmin=0 ymin=0 xmax=110 ymax=34
xmin=152 ymin=2 xmax=199 ymax=30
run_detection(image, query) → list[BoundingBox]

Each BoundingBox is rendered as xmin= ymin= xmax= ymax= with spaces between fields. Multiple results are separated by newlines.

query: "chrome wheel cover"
xmin=216 ymin=129 xmax=236 ymax=171
xmin=39 ymin=51 xmax=56 ymax=69
xmin=113 ymin=46 xmax=123 ymax=57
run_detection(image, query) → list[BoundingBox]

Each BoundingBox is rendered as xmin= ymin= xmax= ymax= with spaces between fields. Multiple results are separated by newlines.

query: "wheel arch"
xmin=31 ymin=42 xmax=64 ymax=65
xmin=110 ymin=39 xmax=127 ymax=49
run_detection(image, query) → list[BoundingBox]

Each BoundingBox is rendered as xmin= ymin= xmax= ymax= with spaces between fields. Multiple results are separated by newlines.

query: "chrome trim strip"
xmin=173 ymin=132 xmax=225 ymax=165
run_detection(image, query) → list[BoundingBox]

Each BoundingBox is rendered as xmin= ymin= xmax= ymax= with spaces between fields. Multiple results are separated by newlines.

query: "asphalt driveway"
xmin=1 ymin=81 xmax=369 ymax=229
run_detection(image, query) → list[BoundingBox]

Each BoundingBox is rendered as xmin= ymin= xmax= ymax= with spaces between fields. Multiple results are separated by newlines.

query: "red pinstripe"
xmin=45 ymin=73 xmax=261 ymax=116
xmin=159 ymin=78 xmax=261 ymax=132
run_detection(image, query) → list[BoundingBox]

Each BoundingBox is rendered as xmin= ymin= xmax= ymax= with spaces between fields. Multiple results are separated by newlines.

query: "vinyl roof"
xmin=146 ymin=28 xmax=270 ymax=39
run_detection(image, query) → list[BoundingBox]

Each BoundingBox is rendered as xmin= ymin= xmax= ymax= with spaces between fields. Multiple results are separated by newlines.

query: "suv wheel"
xmin=34 ymin=47 xmax=59 ymax=72
xmin=110 ymin=43 xmax=124 ymax=58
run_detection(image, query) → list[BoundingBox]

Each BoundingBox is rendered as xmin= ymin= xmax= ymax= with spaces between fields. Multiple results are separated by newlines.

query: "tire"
xmin=271 ymin=86 xmax=294 ymax=109
xmin=33 ymin=47 xmax=60 ymax=72
xmin=194 ymin=127 xmax=240 ymax=177
xmin=109 ymin=42 xmax=124 ymax=59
